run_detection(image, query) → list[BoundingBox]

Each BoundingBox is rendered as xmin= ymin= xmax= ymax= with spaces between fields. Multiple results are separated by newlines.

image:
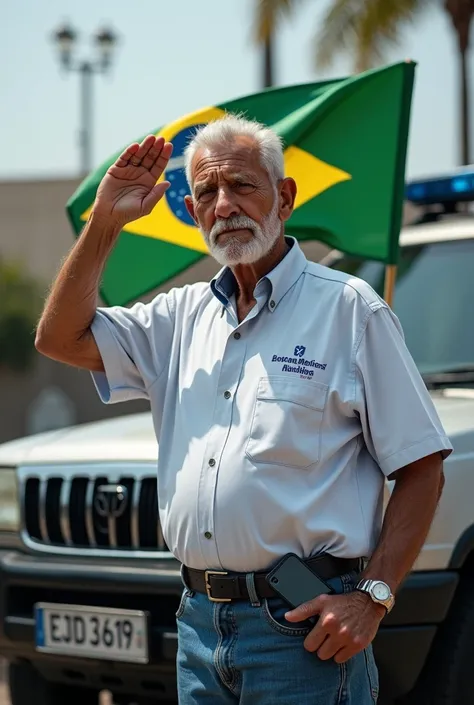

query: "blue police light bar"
xmin=406 ymin=166 xmax=474 ymax=206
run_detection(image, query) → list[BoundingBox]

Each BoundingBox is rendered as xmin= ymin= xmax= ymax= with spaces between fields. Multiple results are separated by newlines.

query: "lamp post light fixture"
xmin=52 ymin=22 xmax=118 ymax=176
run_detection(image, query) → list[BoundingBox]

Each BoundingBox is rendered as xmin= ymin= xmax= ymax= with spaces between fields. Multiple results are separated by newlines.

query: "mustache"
xmin=209 ymin=216 xmax=258 ymax=243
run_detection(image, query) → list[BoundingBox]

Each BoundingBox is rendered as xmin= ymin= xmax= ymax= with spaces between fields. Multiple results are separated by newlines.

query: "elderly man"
xmin=36 ymin=115 xmax=452 ymax=705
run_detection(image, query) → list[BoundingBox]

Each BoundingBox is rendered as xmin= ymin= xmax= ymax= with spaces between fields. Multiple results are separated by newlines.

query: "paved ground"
xmin=0 ymin=660 xmax=112 ymax=704
xmin=0 ymin=662 xmax=10 ymax=705
xmin=0 ymin=662 xmax=9 ymax=705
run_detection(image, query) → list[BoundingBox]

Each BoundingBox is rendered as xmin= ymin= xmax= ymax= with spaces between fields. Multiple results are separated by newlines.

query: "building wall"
xmin=0 ymin=178 xmax=82 ymax=286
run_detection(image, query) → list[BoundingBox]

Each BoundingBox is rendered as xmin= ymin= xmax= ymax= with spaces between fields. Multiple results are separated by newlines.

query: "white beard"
xmin=200 ymin=198 xmax=281 ymax=266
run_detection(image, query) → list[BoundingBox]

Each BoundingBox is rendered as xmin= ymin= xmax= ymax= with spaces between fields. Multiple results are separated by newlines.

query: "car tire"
xmin=8 ymin=662 xmax=99 ymax=705
xmin=400 ymin=580 xmax=474 ymax=705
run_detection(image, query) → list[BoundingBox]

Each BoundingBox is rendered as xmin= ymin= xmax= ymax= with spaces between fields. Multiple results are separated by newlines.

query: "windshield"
xmin=329 ymin=238 xmax=474 ymax=377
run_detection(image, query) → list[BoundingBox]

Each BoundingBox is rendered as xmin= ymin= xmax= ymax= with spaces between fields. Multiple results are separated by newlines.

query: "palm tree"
xmin=255 ymin=0 xmax=474 ymax=165
xmin=444 ymin=0 xmax=474 ymax=165
xmin=254 ymin=0 xmax=295 ymax=87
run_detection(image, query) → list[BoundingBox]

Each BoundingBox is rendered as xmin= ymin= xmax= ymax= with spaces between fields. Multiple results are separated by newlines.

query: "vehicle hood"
xmin=0 ymin=390 xmax=473 ymax=467
xmin=0 ymin=412 xmax=158 ymax=466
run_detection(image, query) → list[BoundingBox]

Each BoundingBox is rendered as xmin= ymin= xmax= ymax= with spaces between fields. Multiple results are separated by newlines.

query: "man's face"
xmin=185 ymin=137 xmax=295 ymax=266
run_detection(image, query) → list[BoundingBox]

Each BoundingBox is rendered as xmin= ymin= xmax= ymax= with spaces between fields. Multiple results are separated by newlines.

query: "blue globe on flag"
xmin=164 ymin=124 xmax=206 ymax=226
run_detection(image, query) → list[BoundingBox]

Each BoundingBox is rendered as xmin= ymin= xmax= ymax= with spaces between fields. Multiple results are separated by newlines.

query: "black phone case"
xmin=265 ymin=553 xmax=334 ymax=609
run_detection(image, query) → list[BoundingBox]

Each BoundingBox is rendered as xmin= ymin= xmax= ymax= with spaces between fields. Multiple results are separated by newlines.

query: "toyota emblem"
xmin=94 ymin=484 xmax=128 ymax=519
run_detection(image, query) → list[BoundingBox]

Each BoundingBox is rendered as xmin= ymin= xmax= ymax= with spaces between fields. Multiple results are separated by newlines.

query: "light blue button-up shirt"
xmin=90 ymin=238 xmax=452 ymax=572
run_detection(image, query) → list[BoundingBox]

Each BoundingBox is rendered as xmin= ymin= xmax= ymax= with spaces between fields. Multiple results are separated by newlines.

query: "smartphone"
xmin=265 ymin=553 xmax=333 ymax=610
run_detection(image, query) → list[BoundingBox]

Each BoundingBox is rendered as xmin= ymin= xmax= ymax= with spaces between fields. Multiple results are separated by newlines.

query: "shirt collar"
xmin=210 ymin=236 xmax=308 ymax=313
xmin=211 ymin=267 xmax=237 ymax=306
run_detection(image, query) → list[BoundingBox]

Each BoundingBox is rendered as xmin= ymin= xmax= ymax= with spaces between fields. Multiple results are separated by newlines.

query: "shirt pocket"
xmin=245 ymin=375 xmax=328 ymax=469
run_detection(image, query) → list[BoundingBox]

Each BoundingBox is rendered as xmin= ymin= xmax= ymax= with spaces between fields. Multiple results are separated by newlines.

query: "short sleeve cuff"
xmin=379 ymin=435 xmax=454 ymax=476
xmin=90 ymin=312 xmax=141 ymax=404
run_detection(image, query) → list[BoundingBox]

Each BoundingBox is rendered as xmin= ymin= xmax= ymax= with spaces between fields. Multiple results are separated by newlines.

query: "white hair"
xmin=183 ymin=113 xmax=285 ymax=189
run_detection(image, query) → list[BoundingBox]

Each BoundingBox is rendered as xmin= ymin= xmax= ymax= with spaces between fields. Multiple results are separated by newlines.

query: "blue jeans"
xmin=176 ymin=570 xmax=379 ymax=704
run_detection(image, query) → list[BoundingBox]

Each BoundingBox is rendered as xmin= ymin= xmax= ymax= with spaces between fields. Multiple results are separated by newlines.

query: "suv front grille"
xmin=19 ymin=465 xmax=169 ymax=556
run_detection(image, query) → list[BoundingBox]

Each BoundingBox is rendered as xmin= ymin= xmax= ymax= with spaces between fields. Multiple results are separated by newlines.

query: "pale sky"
xmin=2 ymin=0 xmax=472 ymax=181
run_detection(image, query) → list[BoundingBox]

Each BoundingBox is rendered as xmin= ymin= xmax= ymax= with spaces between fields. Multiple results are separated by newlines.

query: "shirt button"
xmin=204 ymin=531 xmax=213 ymax=540
xmin=234 ymin=332 xmax=241 ymax=340
xmin=270 ymin=300 xmax=276 ymax=309
xmin=224 ymin=391 xmax=231 ymax=399
xmin=208 ymin=458 xmax=216 ymax=467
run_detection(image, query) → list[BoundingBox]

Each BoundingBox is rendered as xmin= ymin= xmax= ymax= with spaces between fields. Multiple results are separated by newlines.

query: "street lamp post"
xmin=52 ymin=23 xmax=118 ymax=176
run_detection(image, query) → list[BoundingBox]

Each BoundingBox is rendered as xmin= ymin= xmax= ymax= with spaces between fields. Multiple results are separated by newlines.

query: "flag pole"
xmin=383 ymin=60 xmax=415 ymax=311
xmin=383 ymin=264 xmax=397 ymax=308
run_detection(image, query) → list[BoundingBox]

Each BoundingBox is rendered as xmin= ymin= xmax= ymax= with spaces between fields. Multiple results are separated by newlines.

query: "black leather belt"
xmin=183 ymin=554 xmax=362 ymax=603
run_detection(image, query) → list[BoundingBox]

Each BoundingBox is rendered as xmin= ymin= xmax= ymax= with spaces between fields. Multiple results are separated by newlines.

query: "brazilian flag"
xmin=67 ymin=61 xmax=416 ymax=307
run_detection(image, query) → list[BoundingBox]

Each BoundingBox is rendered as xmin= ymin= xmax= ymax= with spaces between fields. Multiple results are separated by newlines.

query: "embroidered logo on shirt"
xmin=271 ymin=349 xmax=327 ymax=379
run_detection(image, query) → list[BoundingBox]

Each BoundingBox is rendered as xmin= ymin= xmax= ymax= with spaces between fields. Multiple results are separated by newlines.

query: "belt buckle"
xmin=204 ymin=570 xmax=231 ymax=603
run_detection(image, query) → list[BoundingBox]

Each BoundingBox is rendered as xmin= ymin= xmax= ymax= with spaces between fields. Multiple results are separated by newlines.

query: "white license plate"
xmin=35 ymin=603 xmax=149 ymax=663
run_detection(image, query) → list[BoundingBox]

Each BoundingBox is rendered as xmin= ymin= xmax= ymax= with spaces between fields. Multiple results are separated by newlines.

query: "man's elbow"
xmin=34 ymin=325 xmax=57 ymax=359
xmin=35 ymin=325 xmax=104 ymax=373
xmin=34 ymin=326 xmax=50 ymax=355
xmin=35 ymin=325 xmax=71 ymax=363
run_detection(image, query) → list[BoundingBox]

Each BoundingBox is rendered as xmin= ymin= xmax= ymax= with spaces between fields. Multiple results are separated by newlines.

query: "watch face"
xmin=372 ymin=582 xmax=391 ymax=601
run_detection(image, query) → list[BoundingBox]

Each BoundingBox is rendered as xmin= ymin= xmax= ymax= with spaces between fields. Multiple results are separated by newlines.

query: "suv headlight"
xmin=0 ymin=469 xmax=20 ymax=532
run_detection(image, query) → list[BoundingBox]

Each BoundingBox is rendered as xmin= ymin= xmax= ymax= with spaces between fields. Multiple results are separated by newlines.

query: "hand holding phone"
xmin=265 ymin=553 xmax=333 ymax=616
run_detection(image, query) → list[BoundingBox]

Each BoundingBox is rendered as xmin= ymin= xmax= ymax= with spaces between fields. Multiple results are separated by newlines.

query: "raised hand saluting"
xmin=93 ymin=135 xmax=174 ymax=228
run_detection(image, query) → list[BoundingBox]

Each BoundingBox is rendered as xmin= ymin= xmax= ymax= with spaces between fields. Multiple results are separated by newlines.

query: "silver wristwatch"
xmin=355 ymin=579 xmax=395 ymax=613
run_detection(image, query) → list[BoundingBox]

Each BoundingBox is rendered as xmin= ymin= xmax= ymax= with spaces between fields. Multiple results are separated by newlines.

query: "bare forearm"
xmin=35 ymin=214 xmax=120 ymax=362
xmin=361 ymin=453 xmax=444 ymax=594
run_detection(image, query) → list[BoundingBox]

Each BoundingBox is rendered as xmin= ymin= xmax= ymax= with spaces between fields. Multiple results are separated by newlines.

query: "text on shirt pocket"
xmin=245 ymin=375 xmax=328 ymax=469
